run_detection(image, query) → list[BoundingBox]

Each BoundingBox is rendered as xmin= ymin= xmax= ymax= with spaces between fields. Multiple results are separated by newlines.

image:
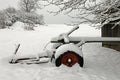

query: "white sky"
xmin=0 ymin=0 xmax=19 ymax=9
xmin=0 ymin=0 xmax=73 ymax=24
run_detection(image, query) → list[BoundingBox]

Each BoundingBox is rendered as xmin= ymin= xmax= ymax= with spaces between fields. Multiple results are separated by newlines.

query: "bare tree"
xmin=0 ymin=11 xmax=6 ymax=29
xmin=19 ymin=0 xmax=39 ymax=12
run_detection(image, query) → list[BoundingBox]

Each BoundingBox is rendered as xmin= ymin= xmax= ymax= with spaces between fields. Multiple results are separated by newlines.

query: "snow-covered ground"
xmin=0 ymin=23 xmax=120 ymax=80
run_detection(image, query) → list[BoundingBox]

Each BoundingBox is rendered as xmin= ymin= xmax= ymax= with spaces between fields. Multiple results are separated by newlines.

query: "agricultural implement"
xmin=10 ymin=26 xmax=120 ymax=67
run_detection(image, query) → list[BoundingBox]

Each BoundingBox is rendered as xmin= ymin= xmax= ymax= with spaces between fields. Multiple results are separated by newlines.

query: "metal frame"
xmin=51 ymin=26 xmax=120 ymax=45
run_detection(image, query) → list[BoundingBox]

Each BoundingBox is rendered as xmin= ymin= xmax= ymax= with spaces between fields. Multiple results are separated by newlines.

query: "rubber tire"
xmin=55 ymin=51 xmax=84 ymax=67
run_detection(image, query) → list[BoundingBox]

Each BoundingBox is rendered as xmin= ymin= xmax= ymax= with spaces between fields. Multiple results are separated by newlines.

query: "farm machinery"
xmin=9 ymin=26 xmax=120 ymax=67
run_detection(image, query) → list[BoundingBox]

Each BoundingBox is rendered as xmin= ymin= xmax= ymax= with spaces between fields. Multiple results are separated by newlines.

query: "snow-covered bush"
xmin=23 ymin=23 xmax=34 ymax=30
xmin=17 ymin=11 xmax=44 ymax=30
xmin=18 ymin=11 xmax=44 ymax=25
xmin=3 ymin=7 xmax=18 ymax=27
xmin=0 ymin=2 xmax=44 ymax=30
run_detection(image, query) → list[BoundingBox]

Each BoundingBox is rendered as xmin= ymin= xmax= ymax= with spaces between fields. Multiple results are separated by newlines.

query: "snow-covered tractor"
xmin=9 ymin=26 xmax=120 ymax=67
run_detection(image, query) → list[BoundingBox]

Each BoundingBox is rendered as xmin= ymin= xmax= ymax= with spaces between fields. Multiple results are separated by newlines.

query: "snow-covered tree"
xmin=43 ymin=0 xmax=99 ymax=24
xmin=93 ymin=0 xmax=120 ymax=28
xmin=44 ymin=0 xmax=120 ymax=28
xmin=18 ymin=0 xmax=44 ymax=30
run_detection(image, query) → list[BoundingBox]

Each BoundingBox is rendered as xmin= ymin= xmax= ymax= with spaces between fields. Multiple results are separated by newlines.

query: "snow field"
xmin=0 ymin=23 xmax=120 ymax=80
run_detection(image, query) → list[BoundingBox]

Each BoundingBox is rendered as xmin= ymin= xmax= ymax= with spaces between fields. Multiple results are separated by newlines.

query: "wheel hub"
xmin=61 ymin=53 xmax=78 ymax=67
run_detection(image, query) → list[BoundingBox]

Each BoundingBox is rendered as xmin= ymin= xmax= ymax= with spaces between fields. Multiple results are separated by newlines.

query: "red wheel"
xmin=61 ymin=52 xmax=79 ymax=67
xmin=55 ymin=44 xmax=84 ymax=67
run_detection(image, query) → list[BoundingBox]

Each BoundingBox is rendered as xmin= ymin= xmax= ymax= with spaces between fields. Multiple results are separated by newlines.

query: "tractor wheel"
xmin=55 ymin=51 xmax=84 ymax=67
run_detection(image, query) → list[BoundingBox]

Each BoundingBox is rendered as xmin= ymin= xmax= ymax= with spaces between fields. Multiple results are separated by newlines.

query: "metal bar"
xmin=66 ymin=26 xmax=79 ymax=35
xmin=51 ymin=37 xmax=120 ymax=43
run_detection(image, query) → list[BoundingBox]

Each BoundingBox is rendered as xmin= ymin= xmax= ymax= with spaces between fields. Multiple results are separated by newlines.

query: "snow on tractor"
xmin=9 ymin=26 xmax=120 ymax=67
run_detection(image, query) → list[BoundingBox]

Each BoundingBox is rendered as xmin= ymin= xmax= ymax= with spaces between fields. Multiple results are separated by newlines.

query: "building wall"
xmin=102 ymin=24 xmax=120 ymax=51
